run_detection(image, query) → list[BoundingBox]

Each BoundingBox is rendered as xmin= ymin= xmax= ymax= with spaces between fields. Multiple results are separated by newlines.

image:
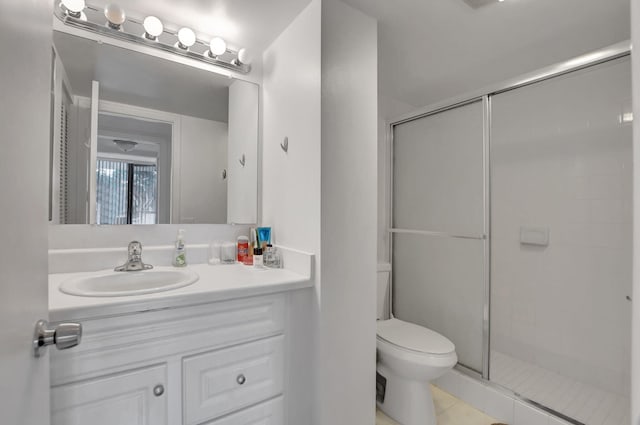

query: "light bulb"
xmin=61 ymin=0 xmax=86 ymax=20
xmin=208 ymin=37 xmax=227 ymax=58
xmin=176 ymin=27 xmax=196 ymax=49
xmin=104 ymin=4 xmax=126 ymax=30
xmin=237 ymin=48 xmax=253 ymax=65
xmin=143 ymin=16 xmax=163 ymax=40
xmin=61 ymin=0 xmax=84 ymax=13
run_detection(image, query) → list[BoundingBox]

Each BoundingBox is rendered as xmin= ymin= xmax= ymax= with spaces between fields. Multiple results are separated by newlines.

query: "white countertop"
xmin=49 ymin=263 xmax=312 ymax=322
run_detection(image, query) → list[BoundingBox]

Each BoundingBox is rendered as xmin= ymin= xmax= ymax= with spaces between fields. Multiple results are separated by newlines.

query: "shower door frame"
xmin=386 ymin=41 xmax=631 ymax=383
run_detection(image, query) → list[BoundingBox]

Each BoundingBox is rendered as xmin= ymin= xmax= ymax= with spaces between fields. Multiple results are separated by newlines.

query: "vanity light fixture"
xmin=176 ymin=27 xmax=196 ymax=50
xmin=233 ymin=48 xmax=253 ymax=66
xmin=142 ymin=16 xmax=163 ymax=41
xmin=54 ymin=2 xmax=251 ymax=74
xmin=60 ymin=0 xmax=87 ymax=21
xmin=104 ymin=3 xmax=126 ymax=30
xmin=207 ymin=37 xmax=227 ymax=58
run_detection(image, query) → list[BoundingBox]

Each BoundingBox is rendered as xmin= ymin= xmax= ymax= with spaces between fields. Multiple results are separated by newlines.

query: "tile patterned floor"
xmin=376 ymin=385 xmax=498 ymax=425
xmin=491 ymin=351 xmax=629 ymax=425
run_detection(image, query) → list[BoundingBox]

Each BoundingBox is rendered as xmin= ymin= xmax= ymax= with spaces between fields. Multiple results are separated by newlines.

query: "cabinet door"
xmin=51 ymin=364 xmax=167 ymax=425
xmin=183 ymin=336 xmax=284 ymax=425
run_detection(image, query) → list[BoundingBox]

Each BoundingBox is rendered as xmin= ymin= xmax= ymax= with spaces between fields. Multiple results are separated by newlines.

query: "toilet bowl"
xmin=376 ymin=318 xmax=457 ymax=425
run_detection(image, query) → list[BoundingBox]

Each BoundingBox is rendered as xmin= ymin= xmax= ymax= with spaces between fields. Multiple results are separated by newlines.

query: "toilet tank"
xmin=377 ymin=263 xmax=391 ymax=320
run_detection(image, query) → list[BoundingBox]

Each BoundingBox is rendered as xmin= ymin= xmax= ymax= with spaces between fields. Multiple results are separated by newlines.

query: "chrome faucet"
xmin=115 ymin=241 xmax=153 ymax=272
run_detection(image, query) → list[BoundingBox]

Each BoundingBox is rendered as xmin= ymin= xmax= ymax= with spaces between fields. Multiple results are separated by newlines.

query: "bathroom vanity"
xmin=48 ymin=263 xmax=312 ymax=425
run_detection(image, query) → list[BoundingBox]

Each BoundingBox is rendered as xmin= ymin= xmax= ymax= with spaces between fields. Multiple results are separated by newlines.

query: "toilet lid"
xmin=377 ymin=318 xmax=455 ymax=355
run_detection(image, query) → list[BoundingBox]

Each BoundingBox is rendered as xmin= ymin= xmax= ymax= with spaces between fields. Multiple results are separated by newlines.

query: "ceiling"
xmin=343 ymin=0 xmax=630 ymax=109
xmin=60 ymin=0 xmax=629 ymax=113
xmin=98 ymin=114 xmax=171 ymax=158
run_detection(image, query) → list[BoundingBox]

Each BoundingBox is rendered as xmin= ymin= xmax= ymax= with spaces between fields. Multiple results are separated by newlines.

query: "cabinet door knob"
xmin=153 ymin=384 xmax=165 ymax=397
xmin=236 ymin=374 xmax=246 ymax=385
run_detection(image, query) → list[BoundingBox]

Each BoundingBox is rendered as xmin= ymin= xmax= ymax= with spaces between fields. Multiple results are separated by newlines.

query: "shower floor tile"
xmin=491 ymin=351 xmax=629 ymax=425
xmin=376 ymin=385 xmax=497 ymax=425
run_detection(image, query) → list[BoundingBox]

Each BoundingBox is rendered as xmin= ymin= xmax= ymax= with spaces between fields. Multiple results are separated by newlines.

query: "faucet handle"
xmin=128 ymin=241 xmax=142 ymax=257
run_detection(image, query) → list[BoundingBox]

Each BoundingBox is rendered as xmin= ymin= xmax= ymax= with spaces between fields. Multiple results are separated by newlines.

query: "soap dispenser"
xmin=173 ymin=229 xmax=187 ymax=267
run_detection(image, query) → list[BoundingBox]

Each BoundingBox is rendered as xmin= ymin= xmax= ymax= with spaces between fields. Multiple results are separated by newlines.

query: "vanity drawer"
xmin=183 ymin=335 xmax=284 ymax=425
xmin=51 ymin=294 xmax=285 ymax=385
xmin=201 ymin=396 xmax=283 ymax=425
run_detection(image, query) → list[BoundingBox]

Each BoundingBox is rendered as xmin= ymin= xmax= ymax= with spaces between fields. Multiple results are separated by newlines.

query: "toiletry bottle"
xmin=253 ymin=245 xmax=264 ymax=268
xmin=237 ymin=236 xmax=249 ymax=263
xmin=253 ymin=227 xmax=264 ymax=268
xmin=173 ymin=229 xmax=187 ymax=267
xmin=257 ymin=227 xmax=271 ymax=250
xmin=245 ymin=228 xmax=255 ymax=265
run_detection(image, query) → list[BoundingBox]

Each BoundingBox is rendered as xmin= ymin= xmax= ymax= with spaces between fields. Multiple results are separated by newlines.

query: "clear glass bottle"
xmin=264 ymin=244 xmax=281 ymax=269
xmin=264 ymin=244 xmax=274 ymax=267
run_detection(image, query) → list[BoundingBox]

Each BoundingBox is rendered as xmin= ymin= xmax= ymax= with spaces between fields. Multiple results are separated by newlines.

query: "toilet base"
xmin=376 ymin=363 xmax=436 ymax=425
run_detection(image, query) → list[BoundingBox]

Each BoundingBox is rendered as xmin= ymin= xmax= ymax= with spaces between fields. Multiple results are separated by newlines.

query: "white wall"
xmin=262 ymin=2 xmax=321 ymax=423
xmin=227 ymin=81 xmax=259 ymax=224
xmin=320 ymin=1 xmax=378 ymax=423
xmin=262 ymin=1 xmax=377 ymax=423
xmin=180 ymin=116 xmax=228 ymax=223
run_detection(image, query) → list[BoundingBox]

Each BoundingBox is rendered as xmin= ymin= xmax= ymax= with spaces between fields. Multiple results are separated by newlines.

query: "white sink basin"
xmin=60 ymin=267 xmax=199 ymax=297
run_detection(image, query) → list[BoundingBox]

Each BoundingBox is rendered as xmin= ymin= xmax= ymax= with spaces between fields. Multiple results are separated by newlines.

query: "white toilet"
xmin=376 ymin=268 xmax=457 ymax=425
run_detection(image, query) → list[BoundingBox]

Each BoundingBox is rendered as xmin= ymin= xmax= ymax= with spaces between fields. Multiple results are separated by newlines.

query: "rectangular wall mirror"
xmin=50 ymin=30 xmax=258 ymax=225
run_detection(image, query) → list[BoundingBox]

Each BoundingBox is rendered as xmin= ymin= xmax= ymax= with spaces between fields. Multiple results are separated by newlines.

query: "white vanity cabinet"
xmin=50 ymin=294 xmax=288 ymax=425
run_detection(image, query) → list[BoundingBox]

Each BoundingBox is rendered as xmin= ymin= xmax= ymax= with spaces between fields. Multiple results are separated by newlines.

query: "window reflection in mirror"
xmin=50 ymin=30 xmax=258 ymax=225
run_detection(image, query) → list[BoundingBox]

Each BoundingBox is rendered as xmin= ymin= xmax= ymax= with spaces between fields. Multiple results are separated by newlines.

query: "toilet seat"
xmin=377 ymin=318 xmax=454 ymax=355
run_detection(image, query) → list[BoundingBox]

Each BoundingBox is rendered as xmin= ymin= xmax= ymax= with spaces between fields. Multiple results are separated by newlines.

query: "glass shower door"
xmin=490 ymin=57 xmax=632 ymax=424
xmin=391 ymin=100 xmax=487 ymax=373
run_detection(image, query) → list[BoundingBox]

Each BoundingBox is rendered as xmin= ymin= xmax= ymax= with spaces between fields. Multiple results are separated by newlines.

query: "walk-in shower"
xmin=388 ymin=43 xmax=632 ymax=425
